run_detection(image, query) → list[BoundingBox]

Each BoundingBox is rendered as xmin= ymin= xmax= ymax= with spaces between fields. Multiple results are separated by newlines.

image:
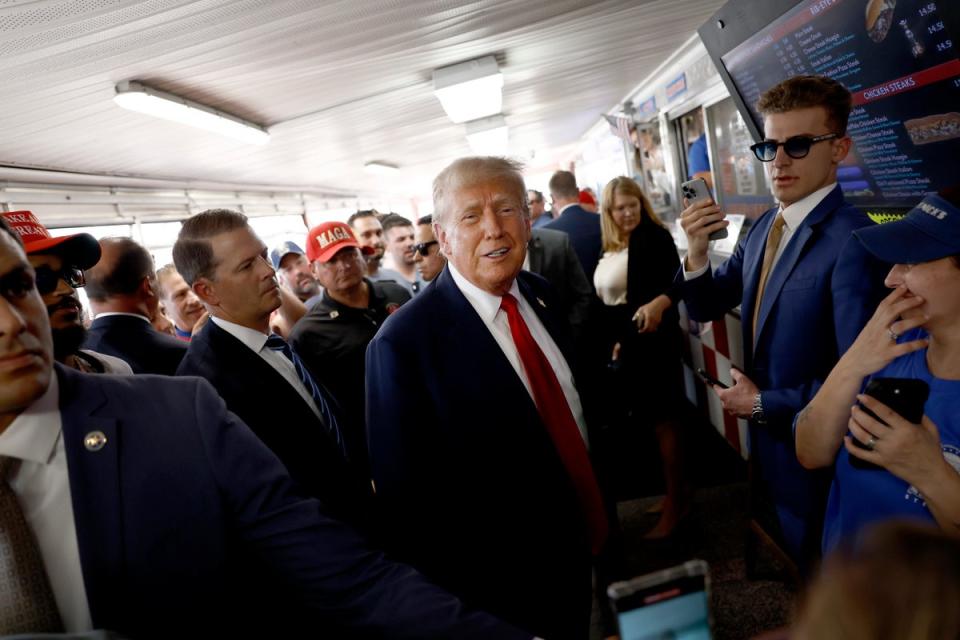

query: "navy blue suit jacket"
xmin=55 ymin=364 xmax=527 ymax=639
xmin=678 ymin=186 xmax=887 ymax=557
xmin=176 ymin=319 xmax=374 ymax=530
xmin=365 ymin=268 xmax=594 ymax=640
xmin=543 ymin=204 xmax=602 ymax=285
xmin=83 ymin=314 xmax=186 ymax=375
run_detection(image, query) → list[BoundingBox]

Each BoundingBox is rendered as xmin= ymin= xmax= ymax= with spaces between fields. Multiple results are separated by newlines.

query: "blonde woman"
xmin=594 ymin=176 xmax=688 ymax=538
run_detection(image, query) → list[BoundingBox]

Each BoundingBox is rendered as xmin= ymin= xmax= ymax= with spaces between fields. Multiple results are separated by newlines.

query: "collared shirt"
xmin=447 ymin=263 xmax=589 ymax=446
xmin=92 ymin=311 xmax=151 ymax=323
xmin=0 ymin=375 xmax=91 ymax=631
xmin=557 ymin=202 xmax=579 ymax=217
xmin=684 ymin=182 xmax=837 ymax=280
xmin=210 ymin=317 xmax=322 ymax=421
xmin=174 ymin=326 xmax=192 ymax=341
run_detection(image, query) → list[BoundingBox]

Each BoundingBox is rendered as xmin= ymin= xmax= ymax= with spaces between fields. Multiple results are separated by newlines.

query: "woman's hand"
xmin=844 ymin=393 xmax=946 ymax=487
xmin=633 ymin=294 xmax=671 ymax=333
xmin=836 ymin=285 xmax=928 ymax=379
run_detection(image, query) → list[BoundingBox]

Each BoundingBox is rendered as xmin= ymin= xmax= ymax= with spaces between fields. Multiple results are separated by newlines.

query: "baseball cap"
xmin=578 ymin=190 xmax=596 ymax=206
xmin=306 ymin=221 xmax=361 ymax=263
xmin=269 ymin=240 xmax=306 ymax=270
xmin=1 ymin=210 xmax=101 ymax=270
xmin=854 ymin=194 xmax=960 ymax=264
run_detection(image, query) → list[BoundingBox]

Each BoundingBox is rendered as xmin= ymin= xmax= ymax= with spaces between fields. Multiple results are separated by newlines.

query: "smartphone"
xmin=681 ymin=178 xmax=727 ymax=241
xmin=608 ymin=559 xmax=712 ymax=640
xmin=696 ymin=367 xmax=729 ymax=390
xmin=850 ymin=377 xmax=930 ymax=470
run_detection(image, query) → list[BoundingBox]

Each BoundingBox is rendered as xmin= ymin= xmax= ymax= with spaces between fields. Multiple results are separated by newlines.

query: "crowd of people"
xmin=0 ymin=72 xmax=958 ymax=639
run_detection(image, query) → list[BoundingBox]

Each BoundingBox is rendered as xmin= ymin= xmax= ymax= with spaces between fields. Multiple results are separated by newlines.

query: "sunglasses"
xmin=413 ymin=241 xmax=438 ymax=256
xmin=34 ymin=265 xmax=85 ymax=295
xmin=749 ymin=133 xmax=838 ymax=162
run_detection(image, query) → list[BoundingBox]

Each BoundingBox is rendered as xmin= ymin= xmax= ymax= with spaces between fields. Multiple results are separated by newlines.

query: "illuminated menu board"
xmin=721 ymin=0 xmax=960 ymax=206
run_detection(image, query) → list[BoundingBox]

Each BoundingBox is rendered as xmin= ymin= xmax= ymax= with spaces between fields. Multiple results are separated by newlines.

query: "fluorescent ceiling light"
xmin=432 ymin=56 xmax=503 ymax=124
xmin=113 ymin=80 xmax=270 ymax=145
xmin=364 ymin=161 xmax=401 ymax=176
xmin=465 ymin=115 xmax=509 ymax=156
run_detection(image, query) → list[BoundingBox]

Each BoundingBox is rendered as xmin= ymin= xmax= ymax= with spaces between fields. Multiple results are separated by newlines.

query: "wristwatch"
xmin=751 ymin=392 xmax=766 ymax=423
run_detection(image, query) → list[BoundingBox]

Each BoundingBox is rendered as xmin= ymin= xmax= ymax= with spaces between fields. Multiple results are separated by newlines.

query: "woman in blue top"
xmin=794 ymin=189 xmax=960 ymax=553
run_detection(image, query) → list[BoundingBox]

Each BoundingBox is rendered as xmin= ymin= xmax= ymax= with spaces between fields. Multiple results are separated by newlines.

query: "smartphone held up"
xmin=681 ymin=178 xmax=728 ymax=241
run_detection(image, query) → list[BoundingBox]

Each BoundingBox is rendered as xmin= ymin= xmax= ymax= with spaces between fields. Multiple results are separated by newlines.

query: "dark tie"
xmin=499 ymin=293 xmax=609 ymax=554
xmin=264 ymin=334 xmax=347 ymax=460
xmin=752 ymin=212 xmax=786 ymax=343
xmin=0 ymin=456 xmax=63 ymax=634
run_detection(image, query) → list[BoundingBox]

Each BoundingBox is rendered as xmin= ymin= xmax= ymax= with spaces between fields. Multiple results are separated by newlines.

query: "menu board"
xmin=720 ymin=0 xmax=960 ymax=206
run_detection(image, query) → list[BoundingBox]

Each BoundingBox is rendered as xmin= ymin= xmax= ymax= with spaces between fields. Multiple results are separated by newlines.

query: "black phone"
xmin=608 ymin=559 xmax=712 ymax=639
xmin=681 ymin=178 xmax=727 ymax=241
xmin=850 ymin=377 xmax=930 ymax=470
xmin=696 ymin=367 xmax=728 ymax=390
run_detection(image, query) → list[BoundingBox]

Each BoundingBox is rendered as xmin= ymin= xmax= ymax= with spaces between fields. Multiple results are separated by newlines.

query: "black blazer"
xmin=366 ymin=269 xmax=596 ymax=640
xmin=543 ymin=204 xmax=603 ymax=284
xmin=527 ymin=227 xmax=592 ymax=339
xmin=84 ymin=314 xmax=187 ymax=376
xmin=176 ymin=320 xmax=375 ymax=530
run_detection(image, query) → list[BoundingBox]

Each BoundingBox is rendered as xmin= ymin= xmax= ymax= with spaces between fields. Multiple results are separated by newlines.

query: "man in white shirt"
xmin=173 ymin=209 xmax=375 ymax=529
xmin=366 ymin=156 xmax=611 ymax=640
xmin=0 ymin=214 xmax=530 ymax=639
xmin=677 ymin=75 xmax=886 ymax=565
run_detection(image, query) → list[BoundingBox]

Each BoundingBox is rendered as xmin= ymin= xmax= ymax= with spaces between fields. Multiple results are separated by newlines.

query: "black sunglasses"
xmin=34 ymin=265 xmax=85 ymax=295
xmin=413 ymin=241 xmax=438 ymax=256
xmin=750 ymin=133 xmax=838 ymax=162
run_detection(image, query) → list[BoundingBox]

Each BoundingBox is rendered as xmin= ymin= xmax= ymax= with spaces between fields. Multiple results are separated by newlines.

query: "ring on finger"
xmin=866 ymin=435 xmax=878 ymax=451
xmin=887 ymin=326 xmax=899 ymax=342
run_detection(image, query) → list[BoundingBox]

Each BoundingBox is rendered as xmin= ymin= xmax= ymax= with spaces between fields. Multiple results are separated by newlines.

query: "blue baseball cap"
xmin=269 ymin=241 xmax=305 ymax=270
xmin=854 ymin=194 xmax=960 ymax=264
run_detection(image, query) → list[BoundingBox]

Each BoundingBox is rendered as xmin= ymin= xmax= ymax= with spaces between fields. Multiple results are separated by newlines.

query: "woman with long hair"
xmin=594 ymin=176 xmax=689 ymax=537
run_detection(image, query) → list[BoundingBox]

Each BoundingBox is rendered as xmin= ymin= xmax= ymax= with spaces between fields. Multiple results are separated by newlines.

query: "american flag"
xmin=603 ymin=114 xmax=635 ymax=146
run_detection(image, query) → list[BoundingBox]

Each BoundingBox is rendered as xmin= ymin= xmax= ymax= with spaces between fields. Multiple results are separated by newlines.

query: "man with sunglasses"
xmin=0 ymin=211 xmax=131 ymax=375
xmin=413 ymin=215 xmax=445 ymax=283
xmin=677 ymin=75 xmax=886 ymax=567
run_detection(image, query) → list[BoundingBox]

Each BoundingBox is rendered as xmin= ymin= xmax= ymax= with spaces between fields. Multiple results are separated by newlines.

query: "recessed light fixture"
xmin=113 ymin=80 xmax=270 ymax=145
xmin=364 ymin=161 xmax=401 ymax=176
xmin=465 ymin=115 xmax=509 ymax=155
xmin=432 ymin=56 xmax=504 ymax=124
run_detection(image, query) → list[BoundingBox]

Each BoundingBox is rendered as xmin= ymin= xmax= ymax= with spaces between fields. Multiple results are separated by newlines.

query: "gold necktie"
xmin=752 ymin=213 xmax=786 ymax=343
xmin=0 ymin=456 xmax=63 ymax=634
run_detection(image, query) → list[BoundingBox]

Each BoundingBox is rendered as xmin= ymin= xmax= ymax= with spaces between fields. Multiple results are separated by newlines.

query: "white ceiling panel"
xmin=0 ymin=0 xmax=726 ymax=198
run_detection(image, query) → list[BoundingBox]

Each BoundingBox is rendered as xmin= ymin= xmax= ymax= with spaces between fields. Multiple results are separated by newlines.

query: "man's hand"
xmin=679 ymin=197 xmax=728 ymax=272
xmin=713 ymin=368 xmax=759 ymax=418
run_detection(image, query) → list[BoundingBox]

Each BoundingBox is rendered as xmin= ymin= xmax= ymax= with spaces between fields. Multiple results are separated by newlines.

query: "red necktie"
xmin=500 ymin=293 xmax=609 ymax=554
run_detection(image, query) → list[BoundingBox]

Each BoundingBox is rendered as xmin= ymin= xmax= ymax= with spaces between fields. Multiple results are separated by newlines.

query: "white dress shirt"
xmin=684 ymin=182 xmax=838 ymax=280
xmin=0 ymin=375 xmax=92 ymax=631
xmin=593 ymin=248 xmax=629 ymax=306
xmin=92 ymin=311 xmax=151 ymax=323
xmin=210 ymin=316 xmax=322 ymax=420
xmin=447 ymin=263 xmax=589 ymax=446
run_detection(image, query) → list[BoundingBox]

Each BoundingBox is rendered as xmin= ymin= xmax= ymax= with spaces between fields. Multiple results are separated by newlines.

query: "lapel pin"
xmin=83 ymin=431 xmax=107 ymax=452
xmin=329 ymin=310 xmax=339 ymax=319
xmin=536 ymin=297 xmax=546 ymax=308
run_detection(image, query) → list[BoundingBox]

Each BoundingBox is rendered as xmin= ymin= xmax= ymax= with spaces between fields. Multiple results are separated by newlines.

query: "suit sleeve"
xmin=561 ymin=235 xmax=593 ymax=339
xmin=758 ymin=234 xmax=888 ymax=423
xmin=674 ymin=231 xmax=747 ymax=322
xmin=191 ymin=378 xmax=529 ymax=639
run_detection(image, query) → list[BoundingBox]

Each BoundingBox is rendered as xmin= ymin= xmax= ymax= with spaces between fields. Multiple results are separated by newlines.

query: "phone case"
xmin=851 ymin=377 xmax=930 ymax=470
xmin=681 ymin=178 xmax=727 ymax=241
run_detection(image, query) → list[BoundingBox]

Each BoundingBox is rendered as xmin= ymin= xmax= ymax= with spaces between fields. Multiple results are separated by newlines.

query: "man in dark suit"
xmin=526 ymin=227 xmax=592 ymax=339
xmin=544 ymin=170 xmax=602 ymax=284
xmin=366 ymin=157 xmax=609 ymax=640
xmin=83 ymin=237 xmax=186 ymax=375
xmin=677 ymin=75 xmax=886 ymax=563
xmin=0 ymin=216 xmax=528 ymax=639
xmin=174 ymin=209 xmax=373 ymax=528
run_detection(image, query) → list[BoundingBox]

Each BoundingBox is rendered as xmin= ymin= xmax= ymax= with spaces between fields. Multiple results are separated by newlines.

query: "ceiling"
xmin=0 ymin=0 xmax=727 ymax=200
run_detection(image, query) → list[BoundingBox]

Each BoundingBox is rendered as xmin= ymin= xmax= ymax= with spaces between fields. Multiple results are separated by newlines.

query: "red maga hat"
xmin=1 ymin=210 xmax=101 ymax=270
xmin=578 ymin=190 xmax=596 ymax=206
xmin=306 ymin=221 xmax=361 ymax=263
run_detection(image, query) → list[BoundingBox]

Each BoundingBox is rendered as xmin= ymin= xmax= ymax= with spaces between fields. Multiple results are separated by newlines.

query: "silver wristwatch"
xmin=751 ymin=392 xmax=766 ymax=423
